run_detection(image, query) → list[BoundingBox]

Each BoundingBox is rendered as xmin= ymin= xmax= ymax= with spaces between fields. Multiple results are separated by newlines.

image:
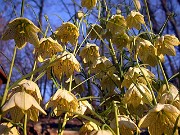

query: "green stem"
xmin=59 ymin=113 xmax=68 ymax=135
xmin=158 ymin=59 xmax=170 ymax=92
xmin=109 ymin=40 xmax=122 ymax=77
xmin=24 ymin=113 xmax=27 ymax=135
xmin=68 ymin=37 xmax=79 ymax=92
xmin=102 ymin=124 xmax=116 ymax=135
xmin=0 ymin=51 xmax=23 ymax=75
xmin=30 ymin=60 xmax=37 ymax=81
xmin=9 ymin=54 xmax=67 ymax=90
xmin=71 ymin=73 xmax=98 ymax=91
xmin=78 ymin=96 xmax=101 ymax=101
xmin=136 ymin=56 xmax=157 ymax=105
xmin=1 ymin=47 xmax=17 ymax=107
xmin=20 ymin=0 xmax=25 ymax=17
xmin=144 ymin=0 xmax=153 ymax=32
xmin=113 ymin=101 xmax=120 ymax=135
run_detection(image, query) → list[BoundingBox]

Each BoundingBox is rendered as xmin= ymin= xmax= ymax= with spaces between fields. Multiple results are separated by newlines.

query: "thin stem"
xmin=9 ymin=54 xmax=67 ymax=90
xmin=71 ymin=73 xmax=98 ymax=91
xmin=102 ymin=124 xmax=116 ymax=135
xmin=113 ymin=101 xmax=120 ymax=135
xmin=109 ymin=39 xmax=121 ymax=77
xmin=0 ymin=51 xmax=23 ymax=75
xmin=144 ymin=0 xmax=153 ymax=32
xmin=158 ymin=59 xmax=170 ymax=91
xmin=24 ymin=113 xmax=28 ymax=135
xmin=1 ymin=47 xmax=17 ymax=107
xmin=20 ymin=0 xmax=25 ymax=17
xmin=59 ymin=113 xmax=68 ymax=135
xmin=136 ymin=60 xmax=157 ymax=105
xmin=30 ymin=60 xmax=37 ymax=81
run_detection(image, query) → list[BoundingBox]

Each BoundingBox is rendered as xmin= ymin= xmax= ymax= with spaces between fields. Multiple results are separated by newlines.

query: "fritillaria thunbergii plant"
xmin=1 ymin=0 xmax=180 ymax=135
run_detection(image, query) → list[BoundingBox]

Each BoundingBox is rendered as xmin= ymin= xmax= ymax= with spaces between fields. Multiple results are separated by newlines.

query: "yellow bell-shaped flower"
xmin=2 ymin=17 xmax=40 ymax=49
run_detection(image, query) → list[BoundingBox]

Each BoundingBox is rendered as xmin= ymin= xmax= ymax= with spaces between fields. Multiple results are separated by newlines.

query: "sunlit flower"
xmin=157 ymin=83 xmax=179 ymax=104
xmin=78 ymin=100 xmax=94 ymax=115
xmin=126 ymin=11 xmax=145 ymax=30
xmin=101 ymin=74 xmax=121 ymax=95
xmin=2 ymin=79 xmax=45 ymax=122
xmin=173 ymin=100 xmax=180 ymax=110
xmin=123 ymin=83 xmax=153 ymax=108
xmin=2 ymin=91 xmax=47 ymax=122
xmin=91 ymin=56 xmax=116 ymax=78
xmin=110 ymin=115 xmax=139 ymax=135
xmin=106 ymin=15 xmax=127 ymax=34
xmin=45 ymin=89 xmax=78 ymax=116
xmin=122 ymin=66 xmax=155 ymax=88
xmin=90 ymin=130 xmax=112 ymax=135
xmin=55 ymin=22 xmax=79 ymax=45
xmin=155 ymin=34 xmax=179 ymax=56
xmin=135 ymin=38 xmax=158 ymax=66
xmin=36 ymin=37 xmax=63 ymax=62
xmin=112 ymin=32 xmax=130 ymax=50
xmin=8 ymin=79 xmax=42 ymax=103
xmin=79 ymin=121 xmax=100 ymax=135
xmin=0 ymin=122 xmax=20 ymax=135
xmin=49 ymin=51 xmax=80 ymax=80
xmin=81 ymin=0 xmax=97 ymax=10
xmin=2 ymin=17 xmax=40 ymax=49
xmin=139 ymin=103 xmax=180 ymax=135
xmin=80 ymin=43 xmax=100 ymax=63
xmin=87 ymin=24 xmax=103 ymax=40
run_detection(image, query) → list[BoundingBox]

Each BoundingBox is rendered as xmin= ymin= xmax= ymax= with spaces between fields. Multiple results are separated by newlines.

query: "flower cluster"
xmin=1 ymin=0 xmax=180 ymax=134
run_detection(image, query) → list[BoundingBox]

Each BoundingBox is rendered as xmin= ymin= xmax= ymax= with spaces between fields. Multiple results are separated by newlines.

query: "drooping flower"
xmin=8 ymin=79 xmax=42 ymax=105
xmin=79 ymin=121 xmax=100 ymax=135
xmin=123 ymin=83 xmax=153 ymax=108
xmin=36 ymin=37 xmax=63 ymax=62
xmin=155 ymin=34 xmax=179 ymax=56
xmin=2 ymin=79 xmax=45 ymax=122
xmin=48 ymin=51 xmax=80 ymax=80
xmin=157 ymin=83 xmax=179 ymax=104
xmin=81 ymin=0 xmax=97 ymax=10
xmin=135 ymin=38 xmax=158 ymax=66
xmin=78 ymin=100 xmax=94 ymax=115
xmin=110 ymin=115 xmax=139 ymax=135
xmin=55 ymin=22 xmax=79 ymax=45
xmin=45 ymin=89 xmax=79 ymax=116
xmin=122 ymin=66 xmax=155 ymax=88
xmin=101 ymin=74 xmax=121 ymax=96
xmin=87 ymin=24 xmax=103 ymax=40
xmin=139 ymin=103 xmax=180 ymax=135
xmin=0 ymin=122 xmax=20 ymax=135
xmin=126 ymin=11 xmax=145 ymax=30
xmin=91 ymin=56 xmax=116 ymax=78
xmin=2 ymin=17 xmax=40 ymax=49
xmin=106 ymin=15 xmax=127 ymax=34
xmin=112 ymin=32 xmax=130 ymax=50
xmin=79 ymin=43 xmax=100 ymax=63
xmin=2 ymin=91 xmax=47 ymax=122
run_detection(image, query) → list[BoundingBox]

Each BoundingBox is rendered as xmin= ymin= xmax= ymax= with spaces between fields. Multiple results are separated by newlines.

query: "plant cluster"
xmin=0 ymin=0 xmax=180 ymax=135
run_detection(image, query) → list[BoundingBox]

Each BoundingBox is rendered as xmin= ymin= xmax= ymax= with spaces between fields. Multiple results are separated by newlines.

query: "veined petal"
xmin=138 ymin=112 xmax=157 ymax=128
xmin=2 ymin=95 xmax=16 ymax=112
xmin=14 ymin=91 xmax=33 ymax=110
